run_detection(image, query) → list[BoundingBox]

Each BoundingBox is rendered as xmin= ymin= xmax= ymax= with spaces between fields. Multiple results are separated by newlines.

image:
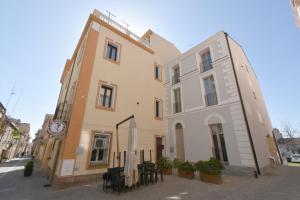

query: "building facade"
xmin=165 ymin=32 xmax=278 ymax=174
xmin=292 ymin=0 xmax=300 ymax=27
xmin=47 ymin=10 xmax=180 ymax=188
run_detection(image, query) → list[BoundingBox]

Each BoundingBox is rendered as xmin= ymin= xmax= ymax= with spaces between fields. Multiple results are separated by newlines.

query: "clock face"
xmin=48 ymin=120 xmax=66 ymax=136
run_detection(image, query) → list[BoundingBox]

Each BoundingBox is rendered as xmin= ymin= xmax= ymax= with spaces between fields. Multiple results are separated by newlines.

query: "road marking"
xmin=0 ymin=187 xmax=16 ymax=193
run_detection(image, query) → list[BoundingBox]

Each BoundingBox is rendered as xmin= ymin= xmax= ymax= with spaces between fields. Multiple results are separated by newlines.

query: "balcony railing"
xmin=172 ymin=75 xmax=180 ymax=85
xmin=97 ymin=11 xmax=150 ymax=48
xmin=205 ymin=92 xmax=218 ymax=106
xmin=173 ymin=102 xmax=182 ymax=114
xmin=200 ymin=60 xmax=213 ymax=72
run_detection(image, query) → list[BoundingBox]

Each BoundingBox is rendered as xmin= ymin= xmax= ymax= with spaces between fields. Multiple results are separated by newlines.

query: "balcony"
xmin=205 ymin=92 xmax=218 ymax=106
xmin=172 ymin=75 xmax=180 ymax=85
xmin=200 ymin=60 xmax=213 ymax=73
xmin=96 ymin=11 xmax=150 ymax=48
xmin=173 ymin=102 xmax=182 ymax=114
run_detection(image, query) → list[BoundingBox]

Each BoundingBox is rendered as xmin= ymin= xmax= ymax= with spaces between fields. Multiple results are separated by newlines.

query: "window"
xmin=100 ymin=85 xmax=113 ymax=108
xmin=155 ymin=98 xmax=163 ymax=119
xmin=204 ymin=75 xmax=218 ymax=106
xmin=172 ymin=65 xmax=180 ymax=85
xmin=96 ymin=81 xmax=117 ymax=111
xmin=173 ymin=88 xmax=182 ymax=113
xmin=90 ymin=132 xmax=111 ymax=165
xmin=104 ymin=38 xmax=121 ymax=64
xmin=106 ymin=43 xmax=118 ymax=61
xmin=200 ymin=50 xmax=212 ymax=72
xmin=154 ymin=64 xmax=162 ymax=81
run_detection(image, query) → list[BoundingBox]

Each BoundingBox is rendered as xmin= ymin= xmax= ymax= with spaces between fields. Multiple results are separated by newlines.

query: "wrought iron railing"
xmin=205 ymin=92 xmax=218 ymax=106
xmin=200 ymin=60 xmax=213 ymax=72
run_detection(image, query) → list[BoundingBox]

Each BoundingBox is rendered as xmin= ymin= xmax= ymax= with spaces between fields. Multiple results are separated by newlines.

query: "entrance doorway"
xmin=175 ymin=123 xmax=185 ymax=161
xmin=210 ymin=124 xmax=228 ymax=163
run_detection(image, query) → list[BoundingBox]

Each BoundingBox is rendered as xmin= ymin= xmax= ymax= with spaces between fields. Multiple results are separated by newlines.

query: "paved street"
xmin=0 ymin=158 xmax=300 ymax=200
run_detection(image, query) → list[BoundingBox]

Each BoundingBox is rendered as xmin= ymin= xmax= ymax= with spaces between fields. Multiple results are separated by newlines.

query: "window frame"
xmin=87 ymin=130 xmax=112 ymax=169
xmin=173 ymin=87 xmax=182 ymax=114
xmin=154 ymin=98 xmax=163 ymax=120
xmin=203 ymin=75 xmax=218 ymax=106
xmin=154 ymin=63 xmax=162 ymax=82
xmin=200 ymin=49 xmax=213 ymax=72
xmin=95 ymin=80 xmax=118 ymax=112
xmin=103 ymin=37 xmax=121 ymax=64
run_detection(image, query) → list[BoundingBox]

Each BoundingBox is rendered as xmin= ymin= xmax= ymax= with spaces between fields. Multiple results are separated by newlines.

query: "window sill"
xmin=104 ymin=57 xmax=120 ymax=65
xmin=95 ymin=105 xmax=116 ymax=112
xmin=154 ymin=78 xmax=162 ymax=82
xmin=154 ymin=116 xmax=163 ymax=120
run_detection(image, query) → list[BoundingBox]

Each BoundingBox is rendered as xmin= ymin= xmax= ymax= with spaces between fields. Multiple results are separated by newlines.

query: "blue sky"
xmin=0 ymin=0 xmax=299 ymax=139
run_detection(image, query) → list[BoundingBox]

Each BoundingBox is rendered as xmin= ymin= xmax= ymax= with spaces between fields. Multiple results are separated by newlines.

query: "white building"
xmin=164 ymin=31 xmax=278 ymax=175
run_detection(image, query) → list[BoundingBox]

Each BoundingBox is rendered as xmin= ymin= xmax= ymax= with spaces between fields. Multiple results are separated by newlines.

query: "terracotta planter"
xmin=162 ymin=168 xmax=172 ymax=175
xmin=200 ymin=173 xmax=222 ymax=184
xmin=178 ymin=169 xmax=194 ymax=179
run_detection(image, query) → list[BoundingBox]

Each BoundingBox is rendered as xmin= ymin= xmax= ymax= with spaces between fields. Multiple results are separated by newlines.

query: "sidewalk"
xmin=1 ymin=158 xmax=300 ymax=200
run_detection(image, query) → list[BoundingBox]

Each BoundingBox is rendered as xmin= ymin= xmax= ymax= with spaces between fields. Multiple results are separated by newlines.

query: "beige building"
xmin=292 ymin=0 xmax=300 ymax=27
xmin=33 ymin=114 xmax=53 ymax=175
xmin=47 ymin=10 xmax=180 ymax=188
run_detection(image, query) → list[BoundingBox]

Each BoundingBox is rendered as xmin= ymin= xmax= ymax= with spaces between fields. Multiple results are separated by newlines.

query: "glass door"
xmin=210 ymin=124 xmax=228 ymax=163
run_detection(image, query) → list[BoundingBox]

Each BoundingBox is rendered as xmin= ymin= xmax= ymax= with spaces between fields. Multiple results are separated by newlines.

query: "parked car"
xmin=291 ymin=154 xmax=300 ymax=163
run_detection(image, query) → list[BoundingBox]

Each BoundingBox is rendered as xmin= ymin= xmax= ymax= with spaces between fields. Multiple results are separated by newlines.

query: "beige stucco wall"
xmin=68 ymin=21 xmax=180 ymax=176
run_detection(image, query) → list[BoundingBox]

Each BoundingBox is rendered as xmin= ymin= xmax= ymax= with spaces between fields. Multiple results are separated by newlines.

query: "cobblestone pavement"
xmin=1 ymin=158 xmax=300 ymax=200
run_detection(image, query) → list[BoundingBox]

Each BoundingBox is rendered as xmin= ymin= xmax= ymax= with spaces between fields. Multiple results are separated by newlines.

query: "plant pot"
xmin=24 ymin=169 xmax=33 ymax=177
xmin=162 ymin=168 xmax=172 ymax=175
xmin=178 ymin=169 xmax=194 ymax=179
xmin=200 ymin=173 xmax=222 ymax=184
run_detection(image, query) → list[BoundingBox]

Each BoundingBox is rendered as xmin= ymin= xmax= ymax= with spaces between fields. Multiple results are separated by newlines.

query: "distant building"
xmin=34 ymin=114 xmax=53 ymax=175
xmin=0 ymin=118 xmax=19 ymax=162
xmin=292 ymin=0 xmax=300 ymax=27
xmin=277 ymin=137 xmax=300 ymax=157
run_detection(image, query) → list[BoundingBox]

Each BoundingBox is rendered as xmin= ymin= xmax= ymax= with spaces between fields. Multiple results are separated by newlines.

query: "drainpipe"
xmin=272 ymin=130 xmax=283 ymax=164
xmin=224 ymin=32 xmax=261 ymax=175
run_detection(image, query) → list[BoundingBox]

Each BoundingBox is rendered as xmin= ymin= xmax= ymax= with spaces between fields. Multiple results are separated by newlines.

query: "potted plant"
xmin=24 ymin=160 xmax=34 ymax=177
xmin=195 ymin=158 xmax=224 ymax=184
xmin=178 ymin=161 xmax=194 ymax=179
xmin=156 ymin=157 xmax=173 ymax=175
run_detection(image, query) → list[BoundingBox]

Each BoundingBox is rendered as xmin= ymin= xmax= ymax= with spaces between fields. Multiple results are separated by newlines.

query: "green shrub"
xmin=172 ymin=158 xmax=184 ymax=168
xmin=195 ymin=158 xmax=224 ymax=175
xmin=24 ymin=160 xmax=34 ymax=177
xmin=156 ymin=157 xmax=172 ymax=169
xmin=178 ymin=161 xmax=194 ymax=172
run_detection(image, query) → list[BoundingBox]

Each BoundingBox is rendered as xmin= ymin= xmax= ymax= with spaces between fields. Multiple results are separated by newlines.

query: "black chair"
xmin=102 ymin=167 xmax=125 ymax=194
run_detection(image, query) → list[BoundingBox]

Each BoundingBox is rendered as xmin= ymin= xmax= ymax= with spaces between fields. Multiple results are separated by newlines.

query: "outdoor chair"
xmin=102 ymin=167 xmax=125 ymax=194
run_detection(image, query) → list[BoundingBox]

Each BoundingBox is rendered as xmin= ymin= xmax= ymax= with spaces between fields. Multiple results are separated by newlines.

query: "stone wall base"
xmin=53 ymin=173 xmax=103 ymax=190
